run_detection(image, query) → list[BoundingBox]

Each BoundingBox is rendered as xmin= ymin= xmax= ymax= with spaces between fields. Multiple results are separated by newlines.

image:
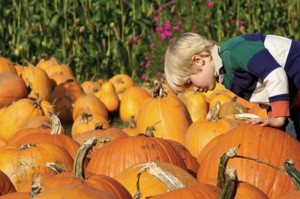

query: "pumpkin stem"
xmin=217 ymin=146 xmax=239 ymax=189
xmin=29 ymin=175 xmax=42 ymax=198
xmin=19 ymin=143 xmax=36 ymax=150
xmin=217 ymin=167 xmax=238 ymax=199
xmin=80 ymin=112 xmax=93 ymax=123
xmin=45 ymin=162 xmax=67 ymax=174
xmin=48 ymin=112 xmax=62 ymax=135
xmin=231 ymin=96 xmax=247 ymax=114
xmin=133 ymin=162 xmax=185 ymax=199
xmin=152 ymin=81 xmax=167 ymax=98
xmin=206 ymin=101 xmax=221 ymax=121
xmin=73 ymin=136 xmax=97 ymax=180
xmin=99 ymin=136 xmax=111 ymax=144
xmin=128 ymin=115 xmax=137 ymax=128
xmin=283 ymin=159 xmax=300 ymax=190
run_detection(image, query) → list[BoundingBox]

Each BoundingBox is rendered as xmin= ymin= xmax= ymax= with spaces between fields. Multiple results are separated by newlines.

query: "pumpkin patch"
xmin=0 ymin=55 xmax=298 ymax=199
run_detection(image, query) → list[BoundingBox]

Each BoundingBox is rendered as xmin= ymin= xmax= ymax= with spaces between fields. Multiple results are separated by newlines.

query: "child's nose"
xmin=193 ymin=86 xmax=199 ymax=92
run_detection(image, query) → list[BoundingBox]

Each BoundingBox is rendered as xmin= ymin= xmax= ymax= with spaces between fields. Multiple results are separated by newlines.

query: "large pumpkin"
xmin=197 ymin=123 xmax=300 ymax=199
xmin=49 ymin=79 xmax=83 ymax=123
xmin=115 ymin=161 xmax=198 ymax=198
xmin=0 ymin=73 xmax=28 ymax=108
xmin=119 ymin=86 xmax=151 ymax=123
xmin=136 ymin=83 xmax=192 ymax=144
xmin=21 ymin=66 xmax=53 ymax=100
xmin=0 ymin=56 xmax=17 ymax=74
xmin=0 ymin=98 xmax=54 ymax=142
xmin=0 ymin=143 xmax=74 ymax=192
xmin=86 ymin=135 xmax=187 ymax=178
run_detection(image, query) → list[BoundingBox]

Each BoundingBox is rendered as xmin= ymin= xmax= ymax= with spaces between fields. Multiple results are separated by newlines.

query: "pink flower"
xmin=163 ymin=22 xmax=171 ymax=30
xmin=206 ymin=1 xmax=214 ymax=7
xmin=179 ymin=28 xmax=186 ymax=33
xmin=164 ymin=31 xmax=172 ymax=38
xmin=150 ymin=43 xmax=155 ymax=51
xmin=155 ymin=26 xmax=164 ymax=33
xmin=131 ymin=36 xmax=139 ymax=44
xmin=230 ymin=19 xmax=236 ymax=24
xmin=157 ymin=72 xmax=162 ymax=76
xmin=153 ymin=16 xmax=160 ymax=23
xmin=141 ymin=73 xmax=146 ymax=80
xmin=145 ymin=60 xmax=151 ymax=68
xmin=140 ymin=61 xmax=144 ymax=66
xmin=159 ymin=33 xmax=167 ymax=40
xmin=172 ymin=25 xmax=180 ymax=31
xmin=164 ymin=1 xmax=174 ymax=7
xmin=156 ymin=7 xmax=163 ymax=13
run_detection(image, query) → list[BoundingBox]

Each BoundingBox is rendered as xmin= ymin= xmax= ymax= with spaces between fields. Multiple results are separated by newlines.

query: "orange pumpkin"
xmin=49 ymin=79 xmax=83 ymax=123
xmin=0 ymin=143 xmax=74 ymax=192
xmin=0 ymin=170 xmax=16 ymax=196
xmin=0 ymin=98 xmax=54 ymax=142
xmin=48 ymin=71 xmax=76 ymax=87
xmin=24 ymin=137 xmax=132 ymax=198
xmin=108 ymin=74 xmax=135 ymax=100
xmin=0 ymin=73 xmax=28 ymax=108
xmin=81 ymin=80 xmax=102 ymax=95
xmin=35 ymin=56 xmax=59 ymax=72
xmin=136 ymin=83 xmax=192 ymax=144
xmin=148 ymin=183 xmax=221 ymax=199
xmin=21 ymin=66 xmax=53 ymax=100
xmin=34 ymin=184 xmax=118 ymax=199
xmin=197 ymin=124 xmax=300 ymax=199
xmin=115 ymin=161 xmax=198 ymax=198
xmin=72 ymin=94 xmax=109 ymax=121
xmin=185 ymin=102 xmax=239 ymax=157
xmin=119 ymin=86 xmax=151 ymax=123
xmin=86 ymin=135 xmax=187 ymax=178
xmin=0 ymin=56 xmax=17 ymax=74
xmin=71 ymin=113 xmax=110 ymax=138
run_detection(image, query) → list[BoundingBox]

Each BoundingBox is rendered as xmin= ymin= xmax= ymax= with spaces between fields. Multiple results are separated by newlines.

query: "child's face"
xmin=183 ymin=55 xmax=217 ymax=92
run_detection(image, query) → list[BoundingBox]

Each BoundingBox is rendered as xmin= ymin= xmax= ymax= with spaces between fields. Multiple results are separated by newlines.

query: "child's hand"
xmin=245 ymin=116 xmax=286 ymax=128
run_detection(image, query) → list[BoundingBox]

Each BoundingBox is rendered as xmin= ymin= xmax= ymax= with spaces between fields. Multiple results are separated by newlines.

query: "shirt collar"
xmin=211 ymin=45 xmax=224 ymax=83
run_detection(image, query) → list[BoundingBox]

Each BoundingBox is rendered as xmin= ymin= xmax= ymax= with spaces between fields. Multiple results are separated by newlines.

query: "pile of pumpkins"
xmin=0 ymin=55 xmax=300 ymax=199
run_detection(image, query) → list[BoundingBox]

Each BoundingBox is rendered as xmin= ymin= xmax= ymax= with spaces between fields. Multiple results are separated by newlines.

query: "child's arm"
xmin=245 ymin=116 xmax=286 ymax=128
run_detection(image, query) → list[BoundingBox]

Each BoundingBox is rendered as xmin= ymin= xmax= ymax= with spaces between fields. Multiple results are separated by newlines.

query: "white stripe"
xmin=250 ymin=67 xmax=289 ymax=105
xmin=264 ymin=35 xmax=292 ymax=67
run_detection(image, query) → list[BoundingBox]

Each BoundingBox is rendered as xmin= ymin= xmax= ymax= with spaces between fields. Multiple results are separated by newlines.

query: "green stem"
xmin=217 ymin=167 xmax=237 ymax=199
xmin=284 ymin=159 xmax=300 ymax=190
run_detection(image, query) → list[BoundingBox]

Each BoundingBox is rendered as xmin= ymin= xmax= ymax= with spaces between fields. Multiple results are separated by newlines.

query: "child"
xmin=164 ymin=32 xmax=300 ymax=139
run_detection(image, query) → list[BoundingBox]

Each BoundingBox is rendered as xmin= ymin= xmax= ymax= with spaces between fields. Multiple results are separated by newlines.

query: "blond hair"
xmin=164 ymin=32 xmax=217 ymax=93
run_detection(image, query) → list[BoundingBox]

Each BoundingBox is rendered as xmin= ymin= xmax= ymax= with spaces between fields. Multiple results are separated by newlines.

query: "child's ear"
xmin=192 ymin=55 xmax=204 ymax=65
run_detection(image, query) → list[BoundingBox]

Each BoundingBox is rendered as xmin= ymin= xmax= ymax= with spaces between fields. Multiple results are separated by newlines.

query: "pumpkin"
xmin=81 ymin=80 xmax=102 ymax=95
xmin=21 ymin=66 xmax=53 ymax=100
xmin=7 ymin=125 xmax=80 ymax=160
xmin=0 ymin=143 xmax=74 ymax=191
xmin=72 ymin=94 xmax=109 ymax=121
xmin=44 ymin=63 xmax=74 ymax=77
xmin=108 ymin=74 xmax=135 ymax=100
xmin=86 ymin=135 xmax=187 ymax=178
xmin=74 ymin=126 xmax=128 ymax=156
xmin=71 ymin=113 xmax=110 ymax=138
xmin=35 ymin=56 xmax=59 ymax=72
xmin=115 ymin=161 xmax=198 ymax=198
xmin=136 ymin=82 xmax=192 ymax=144
xmin=48 ymin=71 xmax=76 ymax=87
xmin=148 ymin=183 xmax=221 ymax=199
xmin=0 ymin=170 xmax=16 ymax=196
xmin=166 ymin=139 xmax=199 ymax=177
xmin=49 ymin=79 xmax=83 ymax=123
xmin=184 ymin=102 xmax=239 ymax=157
xmin=0 ymin=73 xmax=28 ymax=108
xmin=179 ymin=89 xmax=209 ymax=122
xmin=119 ymin=86 xmax=151 ymax=123
xmin=23 ymin=137 xmax=132 ymax=198
xmin=0 ymin=98 xmax=54 ymax=142
xmin=34 ymin=184 xmax=118 ymax=199
xmin=95 ymin=90 xmax=120 ymax=114
xmin=0 ymin=56 xmax=17 ymax=74
xmin=197 ymin=123 xmax=300 ymax=199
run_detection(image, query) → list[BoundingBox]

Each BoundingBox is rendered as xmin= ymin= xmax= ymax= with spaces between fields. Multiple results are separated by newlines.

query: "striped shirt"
xmin=218 ymin=33 xmax=300 ymax=117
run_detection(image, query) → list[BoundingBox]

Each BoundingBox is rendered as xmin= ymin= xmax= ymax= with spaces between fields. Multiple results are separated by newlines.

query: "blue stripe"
xmin=242 ymin=33 xmax=266 ymax=41
xmin=269 ymin=94 xmax=290 ymax=102
xmin=285 ymin=40 xmax=300 ymax=89
xmin=248 ymin=49 xmax=280 ymax=80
